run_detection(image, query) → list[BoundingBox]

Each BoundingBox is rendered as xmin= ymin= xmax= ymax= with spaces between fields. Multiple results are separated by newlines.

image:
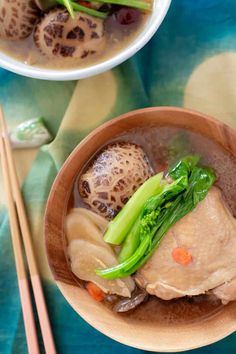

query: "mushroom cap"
xmin=34 ymin=8 xmax=106 ymax=60
xmin=0 ymin=0 xmax=39 ymax=40
xmin=79 ymin=142 xmax=153 ymax=219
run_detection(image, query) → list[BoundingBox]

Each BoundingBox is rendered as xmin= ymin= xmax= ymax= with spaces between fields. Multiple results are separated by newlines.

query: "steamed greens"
xmin=118 ymin=176 xmax=187 ymax=262
xmin=96 ymin=156 xmax=216 ymax=279
xmin=104 ymin=172 xmax=163 ymax=245
xmin=57 ymin=0 xmax=151 ymax=18
xmin=84 ymin=0 xmax=151 ymax=10
xmin=56 ymin=0 xmax=107 ymax=19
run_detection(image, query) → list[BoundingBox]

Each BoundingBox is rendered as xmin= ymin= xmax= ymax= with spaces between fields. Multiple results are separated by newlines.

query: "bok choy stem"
xmin=57 ymin=0 xmax=74 ymax=16
xmin=104 ymin=172 xmax=164 ymax=245
xmin=57 ymin=0 xmax=108 ymax=18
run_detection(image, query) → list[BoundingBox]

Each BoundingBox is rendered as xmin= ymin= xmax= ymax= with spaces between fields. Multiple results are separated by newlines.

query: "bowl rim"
xmin=56 ymin=280 xmax=235 ymax=353
xmin=0 ymin=0 xmax=171 ymax=81
xmin=50 ymin=106 xmax=236 ymax=155
xmin=44 ymin=106 xmax=236 ymax=351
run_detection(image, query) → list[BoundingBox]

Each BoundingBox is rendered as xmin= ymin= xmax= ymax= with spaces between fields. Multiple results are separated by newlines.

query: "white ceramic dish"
xmin=0 ymin=0 xmax=171 ymax=80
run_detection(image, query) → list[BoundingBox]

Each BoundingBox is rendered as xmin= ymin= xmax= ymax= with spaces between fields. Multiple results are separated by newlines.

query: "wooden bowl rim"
xmin=55 ymin=279 xmax=236 ymax=352
xmin=47 ymin=106 xmax=236 ymax=178
xmin=57 ymin=106 xmax=236 ymax=160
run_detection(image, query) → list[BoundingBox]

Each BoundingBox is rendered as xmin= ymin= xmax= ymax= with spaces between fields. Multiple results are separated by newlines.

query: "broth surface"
xmin=69 ymin=126 xmax=236 ymax=324
xmin=0 ymin=10 xmax=147 ymax=69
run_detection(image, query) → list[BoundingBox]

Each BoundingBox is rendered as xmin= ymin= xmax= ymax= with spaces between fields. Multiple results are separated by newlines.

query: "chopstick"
xmin=0 ymin=106 xmax=57 ymax=354
xmin=0 ymin=136 xmax=40 ymax=354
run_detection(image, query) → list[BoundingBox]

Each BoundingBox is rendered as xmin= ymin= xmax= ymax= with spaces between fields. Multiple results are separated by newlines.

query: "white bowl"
xmin=0 ymin=0 xmax=171 ymax=80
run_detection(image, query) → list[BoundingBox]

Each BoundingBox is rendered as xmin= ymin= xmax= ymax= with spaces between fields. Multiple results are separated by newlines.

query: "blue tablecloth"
xmin=0 ymin=1 xmax=236 ymax=353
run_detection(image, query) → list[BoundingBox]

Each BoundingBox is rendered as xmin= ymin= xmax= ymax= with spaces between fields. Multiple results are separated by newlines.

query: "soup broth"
xmin=0 ymin=1 xmax=149 ymax=69
xmin=68 ymin=126 xmax=236 ymax=324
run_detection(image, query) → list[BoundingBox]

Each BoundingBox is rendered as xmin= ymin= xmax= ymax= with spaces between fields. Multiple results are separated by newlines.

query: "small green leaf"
xmin=57 ymin=0 xmax=74 ymax=17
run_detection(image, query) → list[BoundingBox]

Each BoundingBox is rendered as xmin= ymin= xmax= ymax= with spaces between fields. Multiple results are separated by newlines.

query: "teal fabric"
xmin=1 ymin=0 xmax=236 ymax=353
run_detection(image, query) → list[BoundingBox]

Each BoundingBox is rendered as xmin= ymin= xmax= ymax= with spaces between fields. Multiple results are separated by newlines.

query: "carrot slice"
xmin=86 ymin=282 xmax=105 ymax=302
xmin=172 ymin=247 xmax=192 ymax=266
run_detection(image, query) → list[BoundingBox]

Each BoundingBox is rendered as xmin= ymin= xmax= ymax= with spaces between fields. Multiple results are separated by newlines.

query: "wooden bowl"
xmin=44 ymin=107 xmax=236 ymax=352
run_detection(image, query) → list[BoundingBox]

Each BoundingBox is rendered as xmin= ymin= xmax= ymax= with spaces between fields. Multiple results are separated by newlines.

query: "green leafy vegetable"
xmin=104 ymin=172 xmax=164 ymax=245
xmin=96 ymin=156 xmax=216 ymax=279
xmin=57 ymin=0 xmax=74 ymax=17
xmin=57 ymin=0 xmax=108 ymax=19
xmin=118 ymin=218 xmax=141 ymax=263
xmin=84 ymin=0 xmax=151 ymax=11
xmin=118 ymin=176 xmax=186 ymax=262
xmin=167 ymin=154 xmax=200 ymax=182
xmin=57 ymin=0 xmax=151 ymax=18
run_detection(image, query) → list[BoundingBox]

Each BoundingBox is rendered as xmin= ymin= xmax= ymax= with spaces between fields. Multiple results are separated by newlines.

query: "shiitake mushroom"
xmin=79 ymin=142 xmax=153 ymax=219
xmin=0 ymin=0 xmax=39 ymax=40
xmin=34 ymin=8 xmax=106 ymax=59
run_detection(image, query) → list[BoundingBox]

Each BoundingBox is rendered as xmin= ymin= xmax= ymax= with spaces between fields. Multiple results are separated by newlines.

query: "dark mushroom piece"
xmin=0 ymin=0 xmax=39 ymax=40
xmin=34 ymin=8 xmax=106 ymax=60
xmin=113 ymin=287 xmax=148 ymax=312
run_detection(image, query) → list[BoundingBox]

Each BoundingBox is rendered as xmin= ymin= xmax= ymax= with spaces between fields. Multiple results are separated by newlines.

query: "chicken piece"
xmin=79 ymin=142 xmax=153 ymax=219
xmin=34 ymin=9 xmax=106 ymax=60
xmin=0 ymin=0 xmax=39 ymax=40
xmin=135 ymin=187 xmax=236 ymax=303
xmin=211 ymin=278 xmax=236 ymax=304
